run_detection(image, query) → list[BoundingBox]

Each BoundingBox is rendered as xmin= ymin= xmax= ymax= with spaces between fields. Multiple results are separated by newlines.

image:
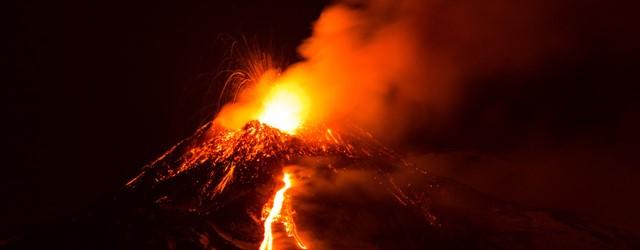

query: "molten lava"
xmin=257 ymin=83 xmax=309 ymax=134
xmin=260 ymin=172 xmax=307 ymax=250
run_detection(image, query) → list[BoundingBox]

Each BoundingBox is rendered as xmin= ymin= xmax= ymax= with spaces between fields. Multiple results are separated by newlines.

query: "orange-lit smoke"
xmin=214 ymin=2 xmax=423 ymax=136
xmin=215 ymin=0 xmax=571 ymax=139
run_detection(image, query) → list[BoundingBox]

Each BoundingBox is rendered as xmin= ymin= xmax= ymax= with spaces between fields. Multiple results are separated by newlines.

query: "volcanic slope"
xmin=3 ymin=121 xmax=636 ymax=249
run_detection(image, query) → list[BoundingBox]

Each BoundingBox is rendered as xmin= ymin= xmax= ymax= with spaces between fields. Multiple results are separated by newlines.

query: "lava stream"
xmin=260 ymin=172 xmax=307 ymax=250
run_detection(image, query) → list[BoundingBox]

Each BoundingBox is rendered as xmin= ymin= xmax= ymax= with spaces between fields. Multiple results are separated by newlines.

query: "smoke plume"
xmin=218 ymin=0 xmax=639 ymax=230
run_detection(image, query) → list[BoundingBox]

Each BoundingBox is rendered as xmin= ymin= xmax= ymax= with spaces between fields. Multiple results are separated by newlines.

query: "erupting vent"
xmin=257 ymin=83 xmax=309 ymax=135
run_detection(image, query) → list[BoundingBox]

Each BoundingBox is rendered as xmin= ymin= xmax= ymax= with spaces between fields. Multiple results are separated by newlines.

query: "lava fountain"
xmin=257 ymin=83 xmax=310 ymax=135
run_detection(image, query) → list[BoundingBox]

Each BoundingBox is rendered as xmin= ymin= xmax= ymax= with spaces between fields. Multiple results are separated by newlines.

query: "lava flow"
xmin=259 ymin=172 xmax=306 ymax=250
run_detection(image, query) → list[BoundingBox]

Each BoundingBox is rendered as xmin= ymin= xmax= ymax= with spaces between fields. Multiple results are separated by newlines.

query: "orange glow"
xmin=260 ymin=172 xmax=307 ymax=250
xmin=257 ymin=83 xmax=309 ymax=134
xmin=213 ymin=70 xmax=312 ymax=135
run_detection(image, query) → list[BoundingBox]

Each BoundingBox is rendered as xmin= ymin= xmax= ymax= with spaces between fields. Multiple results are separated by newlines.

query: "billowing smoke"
xmin=217 ymin=0 xmax=639 ymax=230
xmin=277 ymin=0 xmax=637 ymax=148
xmin=223 ymin=0 xmax=580 ymax=141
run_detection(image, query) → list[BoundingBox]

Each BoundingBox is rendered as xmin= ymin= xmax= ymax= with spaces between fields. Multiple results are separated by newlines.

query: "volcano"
xmin=4 ymin=120 xmax=636 ymax=250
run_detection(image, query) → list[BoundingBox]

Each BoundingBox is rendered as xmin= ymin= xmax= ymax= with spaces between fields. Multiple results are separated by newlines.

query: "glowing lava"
xmin=257 ymin=83 xmax=309 ymax=134
xmin=260 ymin=172 xmax=307 ymax=250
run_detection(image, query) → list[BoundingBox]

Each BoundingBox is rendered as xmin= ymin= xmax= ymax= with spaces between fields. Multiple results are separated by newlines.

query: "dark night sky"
xmin=4 ymin=0 xmax=640 ymax=237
